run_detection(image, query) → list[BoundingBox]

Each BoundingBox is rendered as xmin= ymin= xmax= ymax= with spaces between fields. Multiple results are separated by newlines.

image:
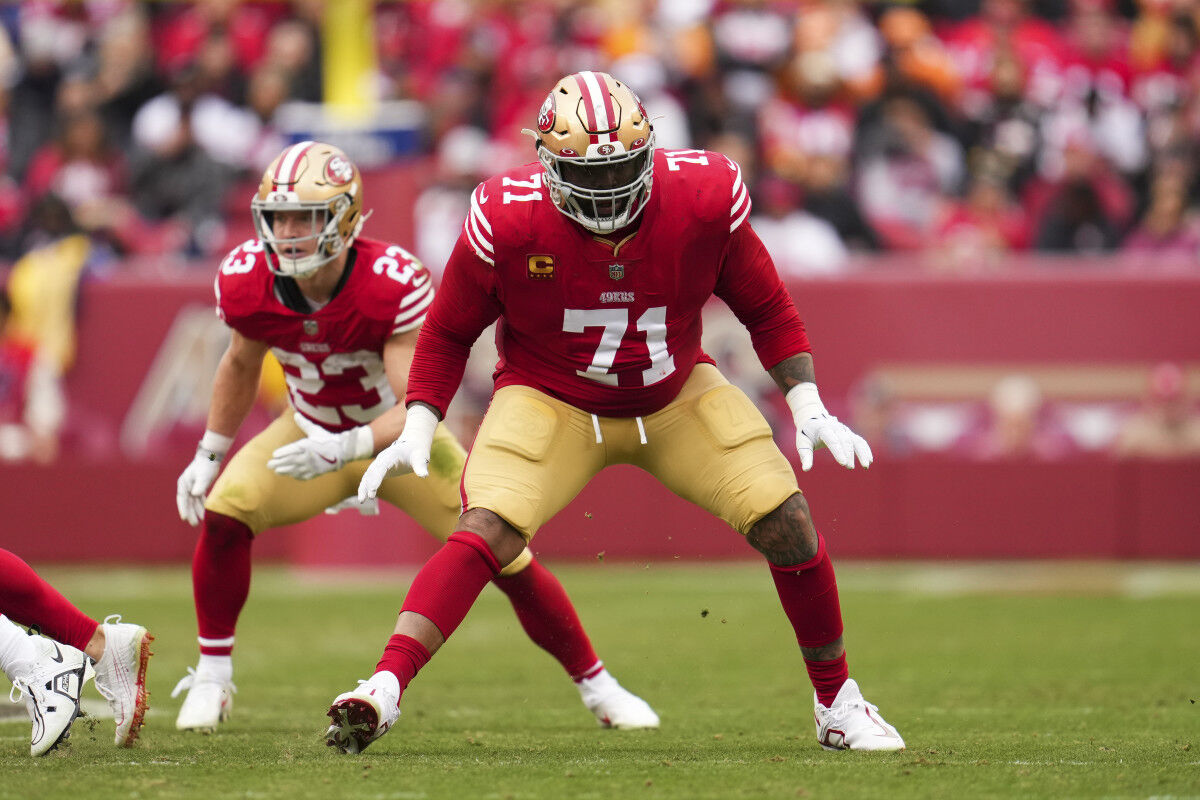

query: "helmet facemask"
xmin=252 ymin=141 xmax=366 ymax=279
xmin=525 ymin=71 xmax=656 ymax=235
xmin=252 ymin=193 xmax=356 ymax=278
xmin=539 ymin=131 xmax=656 ymax=234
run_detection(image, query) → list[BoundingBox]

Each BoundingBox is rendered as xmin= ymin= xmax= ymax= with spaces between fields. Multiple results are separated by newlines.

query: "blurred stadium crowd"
xmin=1 ymin=0 xmax=1199 ymax=268
xmin=0 ymin=0 xmax=1198 ymax=465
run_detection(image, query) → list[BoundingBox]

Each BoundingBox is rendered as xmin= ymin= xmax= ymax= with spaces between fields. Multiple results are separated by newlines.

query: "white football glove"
xmin=267 ymin=413 xmax=374 ymax=480
xmin=357 ymin=404 xmax=438 ymax=501
xmin=176 ymin=431 xmax=234 ymax=526
xmin=324 ymin=495 xmax=380 ymax=516
xmin=786 ymin=382 xmax=873 ymax=472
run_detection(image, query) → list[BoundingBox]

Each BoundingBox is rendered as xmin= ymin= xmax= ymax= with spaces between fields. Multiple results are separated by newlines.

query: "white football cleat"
xmin=8 ymin=636 xmax=88 ymax=756
xmin=577 ymin=670 xmax=660 ymax=730
xmin=91 ymin=616 xmax=153 ymax=747
xmin=325 ymin=675 xmax=400 ymax=754
xmin=172 ymin=667 xmax=236 ymax=732
xmin=813 ymin=678 xmax=905 ymax=751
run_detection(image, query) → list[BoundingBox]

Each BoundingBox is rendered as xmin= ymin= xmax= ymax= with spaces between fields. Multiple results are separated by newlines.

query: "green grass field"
xmin=2 ymin=562 xmax=1197 ymax=800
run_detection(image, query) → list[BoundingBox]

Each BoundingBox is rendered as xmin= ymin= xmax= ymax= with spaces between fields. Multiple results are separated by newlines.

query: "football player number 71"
xmin=564 ymin=306 xmax=676 ymax=387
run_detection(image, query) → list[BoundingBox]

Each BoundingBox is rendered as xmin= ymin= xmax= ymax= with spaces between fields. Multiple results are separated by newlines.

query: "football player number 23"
xmin=564 ymin=306 xmax=675 ymax=387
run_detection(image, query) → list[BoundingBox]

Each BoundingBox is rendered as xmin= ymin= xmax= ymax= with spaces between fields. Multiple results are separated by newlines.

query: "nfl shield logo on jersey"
xmin=608 ymin=263 xmax=625 ymax=281
xmin=303 ymin=319 xmax=319 ymax=336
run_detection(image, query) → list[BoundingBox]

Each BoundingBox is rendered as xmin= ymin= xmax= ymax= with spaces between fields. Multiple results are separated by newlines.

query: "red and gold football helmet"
xmin=523 ymin=71 xmax=655 ymax=234
xmin=251 ymin=141 xmax=366 ymax=277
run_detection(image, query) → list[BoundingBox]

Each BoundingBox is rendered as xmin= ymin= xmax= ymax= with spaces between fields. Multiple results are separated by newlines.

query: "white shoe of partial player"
xmin=325 ymin=676 xmax=400 ymax=754
xmin=813 ymin=678 xmax=905 ymax=751
xmin=8 ymin=636 xmax=88 ymax=756
xmin=577 ymin=670 xmax=660 ymax=730
xmin=172 ymin=667 xmax=236 ymax=732
xmin=92 ymin=616 xmax=153 ymax=747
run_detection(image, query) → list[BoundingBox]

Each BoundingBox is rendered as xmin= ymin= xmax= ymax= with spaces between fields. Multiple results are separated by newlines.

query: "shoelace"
xmin=171 ymin=667 xmax=237 ymax=698
xmin=9 ymin=678 xmax=31 ymax=705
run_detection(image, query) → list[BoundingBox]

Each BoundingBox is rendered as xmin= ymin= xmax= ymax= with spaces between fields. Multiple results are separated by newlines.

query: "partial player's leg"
xmin=178 ymin=411 xmax=361 ymax=732
xmin=371 ymin=418 xmax=658 ymax=729
xmin=0 ymin=612 xmax=86 ymax=756
xmin=0 ymin=550 xmax=153 ymax=751
xmin=638 ymin=365 xmax=903 ymax=751
xmin=327 ymin=387 xmax=649 ymax=752
xmin=0 ymin=548 xmax=98 ymax=651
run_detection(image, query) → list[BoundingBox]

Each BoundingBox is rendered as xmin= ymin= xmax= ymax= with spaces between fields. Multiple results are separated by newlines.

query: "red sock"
xmin=0 ymin=548 xmax=97 ymax=651
xmin=805 ymin=653 xmax=849 ymax=708
xmin=399 ymin=532 xmax=500 ymax=639
xmin=768 ymin=532 xmax=848 ymax=705
xmin=492 ymin=558 xmax=601 ymax=680
xmin=375 ymin=634 xmax=430 ymax=697
xmin=375 ymin=533 xmax=500 ymax=698
xmin=192 ymin=511 xmax=254 ymax=656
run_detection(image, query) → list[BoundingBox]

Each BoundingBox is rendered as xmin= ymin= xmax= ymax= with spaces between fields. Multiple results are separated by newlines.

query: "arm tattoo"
xmin=768 ymin=353 xmax=816 ymax=394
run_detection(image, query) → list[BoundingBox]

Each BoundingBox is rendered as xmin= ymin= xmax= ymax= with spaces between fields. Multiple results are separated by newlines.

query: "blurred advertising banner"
xmin=1 ymin=263 xmax=1198 ymax=563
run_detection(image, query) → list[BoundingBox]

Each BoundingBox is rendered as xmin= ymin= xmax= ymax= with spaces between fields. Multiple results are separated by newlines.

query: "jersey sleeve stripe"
xmin=730 ymin=183 xmax=752 ymax=233
xmin=730 ymin=160 xmax=745 ymax=199
xmin=470 ymin=187 xmax=492 ymax=234
xmin=465 ymin=206 xmax=495 ymax=265
xmin=465 ymin=222 xmax=495 ymax=265
xmin=398 ymin=280 xmax=433 ymax=310
xmin=393 ymin=314 xmax=427 ymax=335
xmin=465 ymin=185 xmax=495 ymax=264
xmin=393 ymin=292 xmax=434 ymax=332
xmin=468 ymin=206 xmax=494 ymax=252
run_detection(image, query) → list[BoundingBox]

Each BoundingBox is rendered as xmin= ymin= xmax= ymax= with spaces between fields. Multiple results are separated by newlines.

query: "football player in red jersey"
xmin=173 ymin=141 xmax=658 ymax=734
xmin=332 ymin=72 xmax=905 ymax=754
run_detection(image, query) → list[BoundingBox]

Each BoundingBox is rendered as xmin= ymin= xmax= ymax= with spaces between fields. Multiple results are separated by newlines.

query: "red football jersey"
xmin=407 ymin=149 xmax=810 ymax=417
xmin=214 ymin=236 xmax=433 ymax=431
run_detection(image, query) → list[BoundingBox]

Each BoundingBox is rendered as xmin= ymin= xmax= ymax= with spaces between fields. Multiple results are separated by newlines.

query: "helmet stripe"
xmin=573 ymin=73 xmax=599 ymax=141
xmin=273 ymin=140 xmax=315 ymax=188
xmin=576 ymin=71 xmax=616 ymax=143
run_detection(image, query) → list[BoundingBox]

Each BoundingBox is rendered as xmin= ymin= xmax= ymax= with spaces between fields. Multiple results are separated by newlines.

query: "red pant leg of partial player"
xmin=768 ymin=532 xmax=849 ymax=706
xmin=378 ymin=532 xmax=501 ymax=692
xmin=492 ymin=557 xmax=602 ymax=680
xmin=192 ymin=511 xmax=254 ymax=656
xmin=0 ymin=548 xmax=97 ymax=650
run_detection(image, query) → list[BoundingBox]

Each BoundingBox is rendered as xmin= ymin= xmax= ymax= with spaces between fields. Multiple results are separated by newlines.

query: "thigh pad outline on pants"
xmin=464 ymin=387 xmax=596 ymax=541
xmin=675 ymin=383 xmax=798 ymax=535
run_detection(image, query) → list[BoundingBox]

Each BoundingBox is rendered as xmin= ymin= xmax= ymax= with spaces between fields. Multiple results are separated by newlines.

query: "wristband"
xmin=404 ymin=404 xmax=440 ymax=442
xmin=784 ymin=382 xmax=825 ymax=419
xmin=348 ymin=425 xmax=375 ymax=460
xmin=199 ymin=429 xmax=234 ymax=459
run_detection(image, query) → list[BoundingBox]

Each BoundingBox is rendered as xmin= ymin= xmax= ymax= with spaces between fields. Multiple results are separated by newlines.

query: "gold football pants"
xmin=463 ymin=363 xmax=800 ymax=541
xmin=205 ymin=410 xmax=534 ymax=574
